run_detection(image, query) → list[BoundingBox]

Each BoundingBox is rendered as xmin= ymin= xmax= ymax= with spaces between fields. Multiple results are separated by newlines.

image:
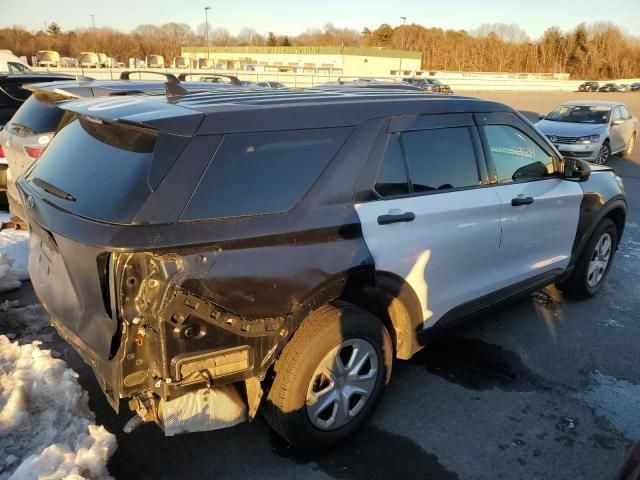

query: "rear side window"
xmin=619 ymin=106 xmax=631 ymax=120
xmin=375 ymin=134 xmax=409 ymax=197
xmin=8 ymin=92 xmax=66 ymax=134
xmin=401 ymin=127 xmax=480 ymax=192
xmin=182 ymin=128 xmax=350 ymax=220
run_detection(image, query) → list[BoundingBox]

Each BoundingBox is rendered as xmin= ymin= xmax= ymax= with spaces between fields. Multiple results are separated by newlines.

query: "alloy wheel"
xmin=596 ymin=143 xmax=610 ymax=165
xmin=305 ymin=338 xmax=379 ymax=431
xmin=587 ymin=233 xmax=612 ymax=288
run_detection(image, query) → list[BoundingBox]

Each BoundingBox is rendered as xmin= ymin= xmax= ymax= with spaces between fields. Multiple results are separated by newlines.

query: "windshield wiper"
xmin=32 ymin=177 xmax=76 ymax=202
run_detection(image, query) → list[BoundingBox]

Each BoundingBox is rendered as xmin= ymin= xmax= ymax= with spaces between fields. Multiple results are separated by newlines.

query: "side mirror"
xmin=563 ymin=157 xmax=591 ymax=182
xmin=612 ymin=119 xmax=624 ymax=126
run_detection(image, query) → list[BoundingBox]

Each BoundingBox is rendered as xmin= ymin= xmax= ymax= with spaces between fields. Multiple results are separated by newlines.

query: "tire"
xmin=622 ymin=134 xmax=636 ymax=158
xmin=263 ymin=302 xmax=393 ymax=451
xmin=555 ymin=218 xmax=618 ymax=299
xmin=595 ymin=141 xmax=611 ymax=165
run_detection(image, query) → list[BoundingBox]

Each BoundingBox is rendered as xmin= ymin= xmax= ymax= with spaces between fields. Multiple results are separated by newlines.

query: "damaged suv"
xmin=18 ymin=89 xmax=626 ymax=450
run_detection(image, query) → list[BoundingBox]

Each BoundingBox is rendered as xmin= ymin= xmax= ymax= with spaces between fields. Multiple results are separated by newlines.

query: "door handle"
xmin=377 ymin=212 xmax=415 ymax=225
xmin=511 ymin=196 xmax=534 ymax=206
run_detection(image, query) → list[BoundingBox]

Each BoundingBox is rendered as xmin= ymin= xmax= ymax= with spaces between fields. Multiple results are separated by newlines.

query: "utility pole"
xmin=399 ymin=16 xmax=407 ymax=75
xmin=204 ymin=6 xmax=211 ymax=64
xmin=90 ymin=14 xmax=96 ymax=52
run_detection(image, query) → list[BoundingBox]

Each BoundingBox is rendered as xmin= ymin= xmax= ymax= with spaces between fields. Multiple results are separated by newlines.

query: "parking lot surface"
xmin=2 ymin=91 xmax=640 ymax=480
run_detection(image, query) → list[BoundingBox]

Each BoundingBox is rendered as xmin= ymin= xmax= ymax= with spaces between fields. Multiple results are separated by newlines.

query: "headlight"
xmin=577 ymin=135 xmax=600 ymax=144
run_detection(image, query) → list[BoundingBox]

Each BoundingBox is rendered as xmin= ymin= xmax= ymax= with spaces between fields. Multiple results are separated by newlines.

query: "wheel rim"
xmin=305 ymin=338 xmax=379 ymax=431
xmin=587 ymin=233 xmax=612 ymax=288
xmin=596 ymin=143 xmax=610 ymax=164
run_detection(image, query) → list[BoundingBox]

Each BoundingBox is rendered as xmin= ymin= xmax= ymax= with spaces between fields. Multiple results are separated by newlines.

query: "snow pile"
xmin=0 ymin=212 xmax=29 ymax=293
xmin=0 ymin=337 xmax=116 ymax=479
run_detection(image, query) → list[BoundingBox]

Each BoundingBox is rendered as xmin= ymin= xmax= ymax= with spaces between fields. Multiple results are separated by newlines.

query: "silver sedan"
xmin=536 ymin=101 xmax=637 ymax=164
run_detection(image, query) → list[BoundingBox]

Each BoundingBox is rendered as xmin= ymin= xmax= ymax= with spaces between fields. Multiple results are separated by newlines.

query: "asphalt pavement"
xmin=2 ymin=91 xmax=640 ymax=480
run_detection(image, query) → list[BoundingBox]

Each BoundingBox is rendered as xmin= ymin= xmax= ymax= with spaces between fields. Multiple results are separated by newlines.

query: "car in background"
xmin=198 ymin=58 xmax=214 ymax=69
xmin=0 ymin=50 xmax=32 ymax=73
xmin=35 ymin=50 xmax=61 ymax=67
xmin=617 ymin=84 xmax=630 ymax=92
xmin=404 ymin=77 xmax=453 ymax=94
xmin=599 ymin=83 xmax=619 ymax=92
xmin=97 ymin=53 xmax=109 ymax=68
xmin=320 ymin=77 xmax=422 ymax=91
xmin=536 ymin=101 xmax=637 ymax=164
xmin=578 ymin=81 xmax=600 ymax=92
xmin=257 ymin=81 xmax=286 ymax=88
xmin=0 ymin=72 xmax=77 ymax=126
xmin=0 ymin=72 xmax=240 ymax=222
xmin=631 ymin=82 xmax=640 ymax=92
xmin=173 ymin=56 xmax=191 ymax=69
xmin=177 ymin=73 xmax=241 ymax=85
xmin=146 ymin=55 xmax=165 ymax=68
xmin=240 ymin=80 xmax=256 ymax=86
xmin=77 ymin=52 xmax=99 ymax=68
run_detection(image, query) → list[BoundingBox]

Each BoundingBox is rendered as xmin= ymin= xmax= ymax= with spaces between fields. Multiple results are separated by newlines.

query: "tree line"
xmin=1 ymin=21 xmax=638 ymax=79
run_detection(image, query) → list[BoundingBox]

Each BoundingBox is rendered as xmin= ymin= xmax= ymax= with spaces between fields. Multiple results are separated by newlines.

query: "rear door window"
xmin=401 ymin=127 xmax=480 ymax=192
xmin=8 ymin=92 xmax=67 ymax=134
xmin=181 ymin=128 xmax=350 ymax=220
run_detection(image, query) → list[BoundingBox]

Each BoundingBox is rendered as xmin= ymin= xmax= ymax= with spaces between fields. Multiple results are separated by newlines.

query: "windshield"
xmin=545 ymin=105 xmax=611 ymax=124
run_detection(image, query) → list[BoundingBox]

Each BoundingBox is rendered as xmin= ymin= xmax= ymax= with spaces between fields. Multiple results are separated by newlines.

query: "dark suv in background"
xmin=403 ymin=77 xmax=454 ymax=94
xmin=578 ymin=81 xmax=600 ymax=92
xmin=18 ymin=88 xmax=626 ymax=450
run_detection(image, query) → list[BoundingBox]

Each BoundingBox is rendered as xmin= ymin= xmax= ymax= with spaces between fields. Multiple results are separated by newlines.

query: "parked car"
xmin=35 ymin=50 xmax=60 ymax=67
xmin=630 ymin=82 xmax=640 ymax=92
xmin=77 ymin=52 xmax=99 ymax=68
xmin=17 ymin=89 xmax=627 ymax=450
xmin=198 ymin=58 xmax=214 ymax=69
xmin=240 ymin=80 xmax=256 ymax=86
xmin=536 ymin=101 xmax=637 ymax=164
xmin=97 ymin=53 xmax=109 ymax=68
xmin=578 ymin=81 xmax=600 ymax=92
xmin=617 ymin=84 xmax=630 ymax=92
xmin=146 ymin=55 xmax=165 ymax=69
xmin=1 ymin=73 xmax=238 ymax=222
xmin=173 ymin=56 xmax=191 ymax=69
xmin=0 ymin=50 xmax=31 ymax=73
xmin=403 ymin=77 xmax=453 ymax=94
xmin=320 ymin=78 xmax=422 ymax=91
xmin=0 ymin=72 xmax=76 ymax=126
xmin=257 ymin=81 xmax=286 ymax=88
xmin=599 ymin=83 xmax=619 ymax=92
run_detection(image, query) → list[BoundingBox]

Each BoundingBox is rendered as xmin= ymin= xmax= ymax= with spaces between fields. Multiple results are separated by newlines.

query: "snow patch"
xmin=0 ymin=211 xmax=29 ymax=293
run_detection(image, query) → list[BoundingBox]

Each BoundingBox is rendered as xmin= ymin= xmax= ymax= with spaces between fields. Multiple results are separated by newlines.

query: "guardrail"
xmin=30 ymin=67 xmax=640 ymax=92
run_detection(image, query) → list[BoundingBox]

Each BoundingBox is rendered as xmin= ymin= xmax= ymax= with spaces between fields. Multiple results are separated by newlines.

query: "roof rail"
xmin=177 ymin=73 xmax=241 ymax=86
xmin=119 ymin=70 xmax=180 ymax=82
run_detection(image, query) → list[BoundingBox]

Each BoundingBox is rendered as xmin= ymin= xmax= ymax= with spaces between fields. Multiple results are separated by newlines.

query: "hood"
xmin=536 ymin=119 xmax=606 ymax=137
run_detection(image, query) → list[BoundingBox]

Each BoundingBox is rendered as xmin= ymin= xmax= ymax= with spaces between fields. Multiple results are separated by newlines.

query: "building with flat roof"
xmin=180 ymin=46 xmax=422 ymax=77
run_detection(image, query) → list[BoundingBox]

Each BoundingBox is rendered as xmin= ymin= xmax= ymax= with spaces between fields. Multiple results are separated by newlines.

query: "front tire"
xmin=595 ymin=141 xmax=611 ymax=164
xmin=263 ymin=302 xmax=393 ymax=451
xmin=555 ymin=218 xmax=618 ymax=299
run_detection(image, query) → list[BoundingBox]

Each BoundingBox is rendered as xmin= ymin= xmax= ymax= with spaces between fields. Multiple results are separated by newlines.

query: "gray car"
xmin=536 ymin=101 xmax=637 ymax=164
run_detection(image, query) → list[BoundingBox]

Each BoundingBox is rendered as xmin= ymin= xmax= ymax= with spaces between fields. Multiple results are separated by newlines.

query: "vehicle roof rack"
xmin=119 ymin=70 xmax=180 ymax=82
xmin=177 ymin=73 xmax=241 ymax=86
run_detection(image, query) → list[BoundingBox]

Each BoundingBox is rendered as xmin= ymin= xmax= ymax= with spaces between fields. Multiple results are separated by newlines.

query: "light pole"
xmin=399 ymin=16 xmax=407 ymax=75
xmin=204 ymin=6 xmax=211 ymax=64
xmin=90 ymin=14 xmax=96 ymax=52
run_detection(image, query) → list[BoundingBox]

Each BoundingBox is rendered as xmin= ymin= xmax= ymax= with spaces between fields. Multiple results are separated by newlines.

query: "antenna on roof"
xmin=165 ymin=76 xmax=188 ymax=98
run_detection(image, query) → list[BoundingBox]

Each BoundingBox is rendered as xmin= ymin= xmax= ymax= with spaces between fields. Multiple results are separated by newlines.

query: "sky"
xmin=2 ymin=0 xmax=639 ymax=40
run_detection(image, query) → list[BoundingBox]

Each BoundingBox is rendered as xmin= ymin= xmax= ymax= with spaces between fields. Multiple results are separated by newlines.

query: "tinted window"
xmin=375 ymin=134 xmax=409 ymax=197
xmin=484 ymin=125 xmax=554 ymax=183
xmin=401 ymin=127 xmax=479 ymax=192
xmin=8 ymin=62 xmax=28 ymax=73
xmin=8 ymin=92 xmax=66 ymax=133
xmin=28 ymin=118 xmax=161 ymax=224
xmin=182 ymin=128 xmax=350 ymax=220
xmin=619 ymin=106 xmax=631 ymax=120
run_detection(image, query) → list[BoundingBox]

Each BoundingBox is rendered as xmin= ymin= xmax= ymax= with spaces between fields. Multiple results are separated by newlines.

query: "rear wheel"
xmin=555 ymin=218 xmax=618 ymax=299
xmin=263 ymin=302 xmax=393 ymax=451
xmin=622 ymin=134 xmax=636 ymax=158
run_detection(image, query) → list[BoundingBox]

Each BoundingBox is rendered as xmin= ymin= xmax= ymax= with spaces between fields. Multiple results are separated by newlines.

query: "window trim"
xmin=372 ymin=132 xmax=411 ymax=199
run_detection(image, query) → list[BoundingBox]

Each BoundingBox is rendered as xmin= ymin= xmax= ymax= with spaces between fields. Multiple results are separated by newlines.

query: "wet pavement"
xmin=2 ymin=91 xmax=640 ymax=479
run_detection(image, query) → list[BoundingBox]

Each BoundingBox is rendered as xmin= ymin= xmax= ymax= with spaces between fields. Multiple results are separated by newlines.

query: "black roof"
xmin=59 ymin=87 xmax=514 ymax=136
